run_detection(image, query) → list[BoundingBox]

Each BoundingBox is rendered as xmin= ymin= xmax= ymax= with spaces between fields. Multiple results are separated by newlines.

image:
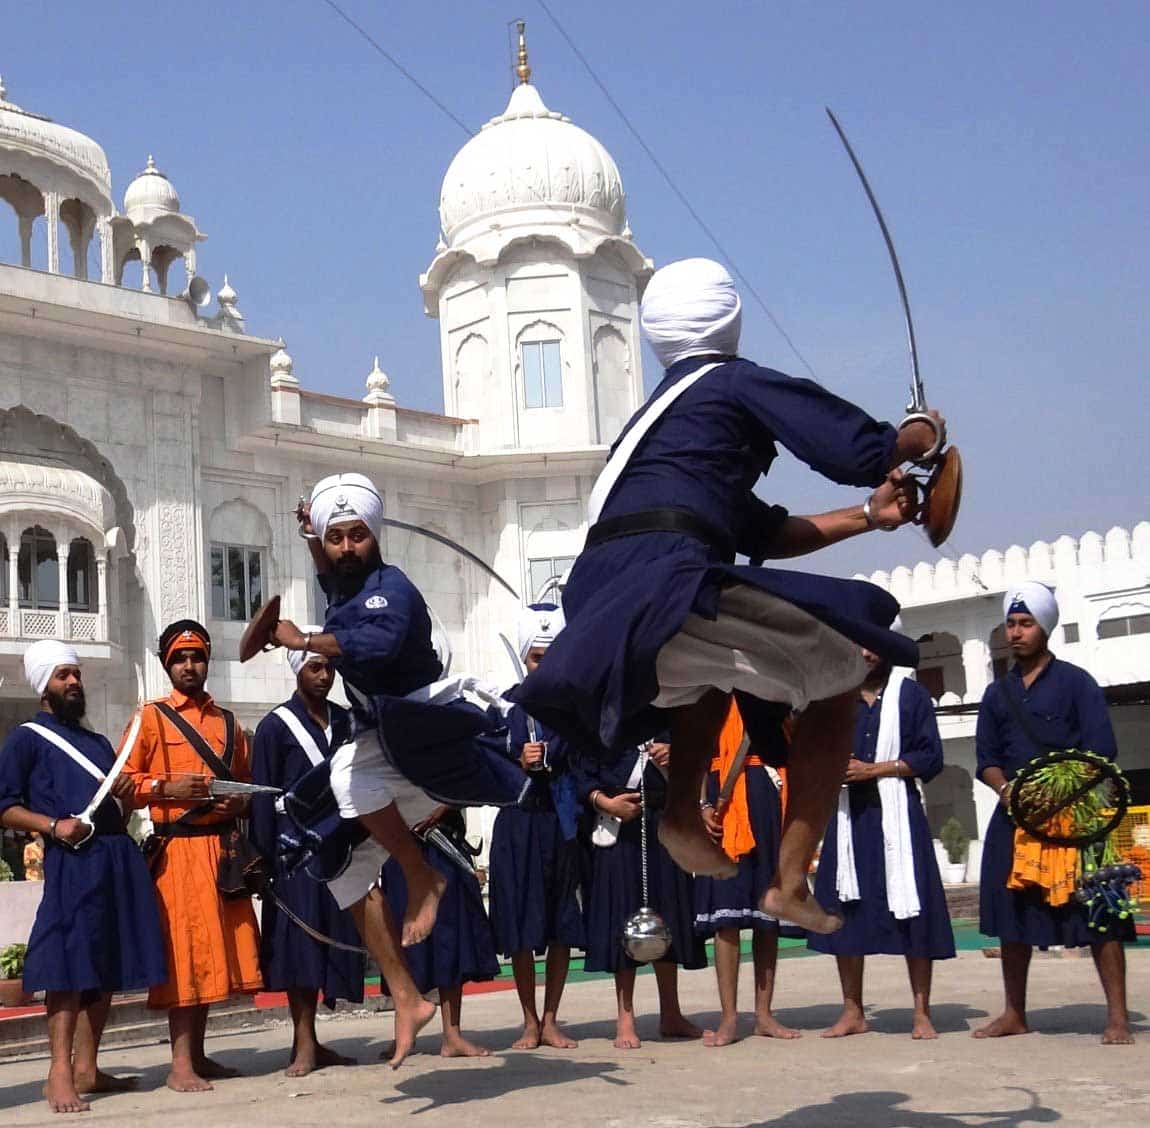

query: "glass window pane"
xmin=227 ymin=545 xmax=246 ymax=622
xmin=0 ymin=537 xmax=6 ymax=602
xmin=210 ymin=546 xmax=226 ymax=619
xmin=247 ymin=550 xmax=262 ymax=617
xmin=18 ymin=540 xmax=32 ymax=605
xmin=522 ymin=342 xmax=544 ymax=409
xmin=1130 ymin=615 xmax=1150 ymax=636
xmin=68 ymin=540 xmax=91 ymax=611
xmin=1098 ymin=618 xmax=1125 ymax=640
xmin=35 ymin=534 xmax=58 ymax=609
xmin=542 ymin=341 xmax=563 ymax=407
xmin=529 ymin=559 xmax=552 ymax=601
xmin=1062 ymin=622 xmax=1079 ymax=644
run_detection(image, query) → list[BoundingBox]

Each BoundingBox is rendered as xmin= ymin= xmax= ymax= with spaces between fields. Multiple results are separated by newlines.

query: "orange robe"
xmin=123 ymin=690 xmax=262 ymax=1009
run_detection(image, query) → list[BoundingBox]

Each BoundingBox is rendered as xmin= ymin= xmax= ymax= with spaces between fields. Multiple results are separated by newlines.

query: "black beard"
xmin=332 ymin=550 xmax=380 ymax=595
xmin=45 ymin=687 xmax=86 ymax=724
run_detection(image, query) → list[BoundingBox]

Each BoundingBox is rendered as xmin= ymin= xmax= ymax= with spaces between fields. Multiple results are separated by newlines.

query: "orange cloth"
xmin=710 ymin=700 xmax=757 ymax=862
xmin=1007 ymin=814 xmax=1080 ymax=907
xmin=123 ymin=690 xmax=262 ymax=1009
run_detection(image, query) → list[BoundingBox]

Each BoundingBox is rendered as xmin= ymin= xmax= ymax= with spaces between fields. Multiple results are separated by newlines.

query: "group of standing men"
xmin=0 ymin=257 xmax=1135 ymax=1118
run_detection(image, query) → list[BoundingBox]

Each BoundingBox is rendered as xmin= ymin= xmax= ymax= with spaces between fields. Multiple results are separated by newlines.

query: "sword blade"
xmin=207 ymin=780 xmax=284 ymax=797
xmin=381 ymin=516 xmax=520 ymax=601
xmin=826 ymin=107 xmax=925 ymax=412
xmin=76 ymin=710 xmax=142 ymax=827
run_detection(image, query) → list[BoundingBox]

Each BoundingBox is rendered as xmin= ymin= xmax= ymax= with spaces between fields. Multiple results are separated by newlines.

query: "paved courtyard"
xmin=1 ymin=948 xmax=1146 ymax=1127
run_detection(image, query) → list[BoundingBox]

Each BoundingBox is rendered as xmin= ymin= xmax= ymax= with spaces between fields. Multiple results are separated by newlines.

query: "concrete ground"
xmin=1 ymin=947 xmax=1146 ymax=1127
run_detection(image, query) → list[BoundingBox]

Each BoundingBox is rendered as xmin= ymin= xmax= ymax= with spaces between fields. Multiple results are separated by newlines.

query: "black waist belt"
xmin=153 ymin=820 xmax=236 ymax=839
xmin=585 ymin=507 xmax=735 ymax=560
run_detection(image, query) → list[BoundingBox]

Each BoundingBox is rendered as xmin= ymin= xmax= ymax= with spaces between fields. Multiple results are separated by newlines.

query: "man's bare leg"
xmin=612 ymin=967 xmax=641 ymax=1049
xmin=654 ymin=960 xmax=703 ymax=1039
xmin=703 ymin=928 xmax=741 ymax=1047
xmin=350 ymin=888 xmax=435 ymax=1068
xmin=357 ymin=803 xmax=446 ymax=947
xmin=439 ymin=985 xmax=490 ymax=1057
xmin=823 ymin=955 xmax=869 ymax=1037
xmin=1093 ymin=940 xmax=1134 ymax=1045
xmin=973 ymin=942 xmax=1031 ymax=1038
xmin=43 ymin=991 xmax=89 ymax=1113
xmin=761 ymin=692 xmax=853 ymax=934
xmin=540 ymin=945 xmax=578 ymax=1048
xmin=509 ymin=950 xmax=542 ymax=1048
xmin=192 ymin=1004 xmax=240 ymax=1079
xmin=285 ymin=987 xmax=357 ymax=1076
xmin=752 ymin=930 xmax=801 ymax=1038
xmin=660 ymin=689 xmax=737 ymax=877
xmin=907 ymin=957 xmax=938 ymax=1040
xmin=167 ymin=1005 xmax=212 ymax=1092
xmin=72 ymin=993 xmax=137 ymax=1093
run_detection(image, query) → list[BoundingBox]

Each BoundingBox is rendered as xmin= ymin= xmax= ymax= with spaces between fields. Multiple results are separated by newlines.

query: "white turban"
xmin=24 ymin=640 xmax=79 ymax=696
xmin=309 ymin=473 xmax=383 ymax=539
xmin=1004 ymin=582 xmax=1059 ymax=638
xmin=640 ymin=257 xmax=743 ymax=369
xmin=287 ymin=626 xmax=326 ymax=677
xmin=518 ymin=603 xmax=565 ymax=661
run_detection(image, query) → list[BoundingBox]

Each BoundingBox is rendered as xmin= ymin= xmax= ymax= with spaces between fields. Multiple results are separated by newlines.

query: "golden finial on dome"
xmin=515 ymin=20 xmax=531 ymax=85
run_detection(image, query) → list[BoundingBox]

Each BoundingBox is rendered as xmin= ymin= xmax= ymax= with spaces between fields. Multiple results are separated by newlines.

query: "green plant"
xmin=940 ymin=817 xmax=969 ymax=866
xmin=0 ymin=858 xmax=13 ymax=882
xmin=0 ymin=943 xmax=27 ymax=979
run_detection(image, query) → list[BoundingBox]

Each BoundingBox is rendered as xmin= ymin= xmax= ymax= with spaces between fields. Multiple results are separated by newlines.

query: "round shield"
xmin=239 ymin=594 xmax=281 ymax=663
xmin=923 ymin=445 xmax=963 ymax=548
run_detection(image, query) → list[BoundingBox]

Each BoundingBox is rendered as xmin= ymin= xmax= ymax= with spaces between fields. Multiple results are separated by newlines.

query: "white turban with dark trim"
xmin=309 ymin=473 xmax=383 ymax=539
xmin=1004 ymin=582 xmax=1059 ymax=638
xmin=287 ymin=626 xmax=326 ymax=677
xmin=640 ymin=257 xmax=743 ymax=369
xmin=24 ymin=640 xmax=79 ymax=696
xmin=518 ymin=603 xmax=565 ymax=661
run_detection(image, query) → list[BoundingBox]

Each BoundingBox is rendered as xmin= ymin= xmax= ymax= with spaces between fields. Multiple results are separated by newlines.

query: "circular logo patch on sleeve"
xmin=364 ymin=595 xmax=389 ymax=610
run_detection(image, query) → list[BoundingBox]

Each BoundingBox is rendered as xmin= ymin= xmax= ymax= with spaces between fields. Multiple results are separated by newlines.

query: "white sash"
xmin=273 ymin=705 xmax=327 ymax=768
xmin=587 ymin=362 xmax=723 ymax=523
xmin=591 ymin=748 xmax=647 ymax=848
xmin=22 ymin=722 xmax=105 ymax=783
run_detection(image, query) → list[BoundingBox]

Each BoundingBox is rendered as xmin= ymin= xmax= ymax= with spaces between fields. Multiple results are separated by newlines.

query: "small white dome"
xmin=124 ymin=155 xmax=181 ymax=214
xmin=438 ymin=81 xmax=625 ymax=248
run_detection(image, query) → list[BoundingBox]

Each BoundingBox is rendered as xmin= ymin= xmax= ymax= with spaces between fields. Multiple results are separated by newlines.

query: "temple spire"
xmin=515 ymin=20 xmax=531 ymax=85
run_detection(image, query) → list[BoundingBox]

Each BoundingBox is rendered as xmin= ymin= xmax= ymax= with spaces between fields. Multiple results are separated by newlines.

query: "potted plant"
xmin=0 ymin=942 xmax=31 ymax=1008
xmin=939 ymin=817 xmax=969 ymax=884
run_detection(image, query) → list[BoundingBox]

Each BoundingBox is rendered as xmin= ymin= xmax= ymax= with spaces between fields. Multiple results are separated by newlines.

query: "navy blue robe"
xmin=380 ymin=812 xmax=499 ymax=994
xmin=810 ymin=678 xmax=955 ymax=959
xmin=487 ymin=706 xmax=584 ymax=956
xmin=321 ymin=563 xmax=524 ymax=808
xmin=0 ymin=713 xmax=166 ymax=994
xmin=250 ymin=696 xmax=364 ymax=1006
xmin=977 ymin=657 xmax=1133 ymax=948
xmin=514 ymin=355 xmax=917 ymax=753
xmin=572 ymin=746 xmax=706 ymax=973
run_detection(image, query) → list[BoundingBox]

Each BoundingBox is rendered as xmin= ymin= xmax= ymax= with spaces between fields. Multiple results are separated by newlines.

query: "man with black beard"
xmin=272 ymin=472 xmax=525 ymax=1066
xmin=0 ymin=641 xmax=166 ymax=1113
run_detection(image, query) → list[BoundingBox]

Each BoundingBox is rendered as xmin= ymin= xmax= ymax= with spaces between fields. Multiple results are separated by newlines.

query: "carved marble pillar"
xmin=96 ymin=551 xmax=108 ymax=641
xmin=138 ymin=238 xmax=152 ymax=292
xmin=962 ymin=636 xmax=991 ymax=701
xmin=6 ymin=520 xmax=19 ymax=623
xmin=18 ymin=216 xmax=34 ymax=268
xmin=56 ymin=540 xmax=69 ymax=638
xmin=98 ymin=219 xmax=114 ymax=283
xmin=45 ymin=192 xmax=60 ymax=274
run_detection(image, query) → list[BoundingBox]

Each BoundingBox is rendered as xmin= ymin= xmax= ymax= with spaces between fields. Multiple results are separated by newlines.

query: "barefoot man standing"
xmin=515 ymin=257 xmax=939 ymax=933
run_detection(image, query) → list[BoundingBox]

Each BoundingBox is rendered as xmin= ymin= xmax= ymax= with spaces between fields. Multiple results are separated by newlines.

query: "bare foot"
xmin=614 ymin=1018 xmax=642 ymax=1050
xmin=402 ymin=868 xmax=447 ymax=948
xmin=389 ymin=997 xmax=437 ymax=1069
xmin=539 ymin=1019 xmax=578 ymax=1049
xmin=821 ymin=1010 xmax=869 ymax=1038
xmin=911 ymin=1015 xmax=939 ymax=1040
xmin=754 ymin=1014 xmax=803 ymax=1039
xmin=441 ymin=1034 xmax=491 ymax=1058
xmin=165 ymin=1065 xmax=213 ymax=1093
xmin=1102 ymin=1021 xmax=1135 ymax=1045
xmin=286 ymin=1043 xmax=357 ymax=1076
xmin=512 ymin=1020 xmax=542 ymax=1050
xmin=73 ymin=1068 xmax=139 ymax=1093
xmin=44 ymin=1064 xmax=91 ymax=1113
xmin=658 ymin=814 xmax=737 ymax=878
xmin=660 ymin=1014 xmax=704 ymax=1040
xmin=972 ymin=1013 xmax=1030 ymax=1039
xmin=760 ymin=887 xmax=842 ymax=936
xmin=194 ymin=1056 xmax=240 ymax=1080
xmin=703 ymin=1016 xmax=740 ymax=1047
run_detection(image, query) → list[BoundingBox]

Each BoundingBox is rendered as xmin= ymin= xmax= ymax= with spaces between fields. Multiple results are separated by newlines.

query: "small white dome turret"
xmin=123 ymin=155 xmax=181 ymax=215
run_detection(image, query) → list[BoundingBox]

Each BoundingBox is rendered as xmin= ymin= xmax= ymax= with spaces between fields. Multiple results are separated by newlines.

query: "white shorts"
xmin=325 ymin=727 xmax=439 ymax=911
xmin=652 ymin=584 xmax=866 ymax=713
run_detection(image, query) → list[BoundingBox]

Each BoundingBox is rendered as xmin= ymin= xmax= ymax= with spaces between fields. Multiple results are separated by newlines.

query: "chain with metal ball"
xmin=621 ymin=743 xmax=673 ymax=963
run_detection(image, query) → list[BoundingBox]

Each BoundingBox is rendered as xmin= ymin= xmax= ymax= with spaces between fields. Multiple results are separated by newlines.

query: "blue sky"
xmin=4 ymin=1 xmax=1148 ymax=577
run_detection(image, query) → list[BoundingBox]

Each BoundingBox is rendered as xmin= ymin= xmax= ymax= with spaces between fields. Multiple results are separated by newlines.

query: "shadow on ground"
xmin=721 ymin=1087 xmax=1060 ymax=1127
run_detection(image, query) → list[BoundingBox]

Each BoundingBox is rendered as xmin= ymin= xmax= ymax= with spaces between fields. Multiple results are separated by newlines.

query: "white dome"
xmin=0 ymin=75 xmax=112 ymax=207
xmin=124 ymin=155 xmax=181 ymax=214
xmin=439 ymin=82 xmax=625 ymax=248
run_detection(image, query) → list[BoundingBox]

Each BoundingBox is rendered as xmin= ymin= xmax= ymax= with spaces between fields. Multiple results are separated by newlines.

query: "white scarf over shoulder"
xmin=835 ymin=668 xmax=921 ymax=920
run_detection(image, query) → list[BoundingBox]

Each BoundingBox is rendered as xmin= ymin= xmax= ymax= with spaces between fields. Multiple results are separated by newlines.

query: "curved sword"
xmin=825 ymin=107 xmax=925 ymax=415
xmin=380 ymin=516 xmax=520 ymax=601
